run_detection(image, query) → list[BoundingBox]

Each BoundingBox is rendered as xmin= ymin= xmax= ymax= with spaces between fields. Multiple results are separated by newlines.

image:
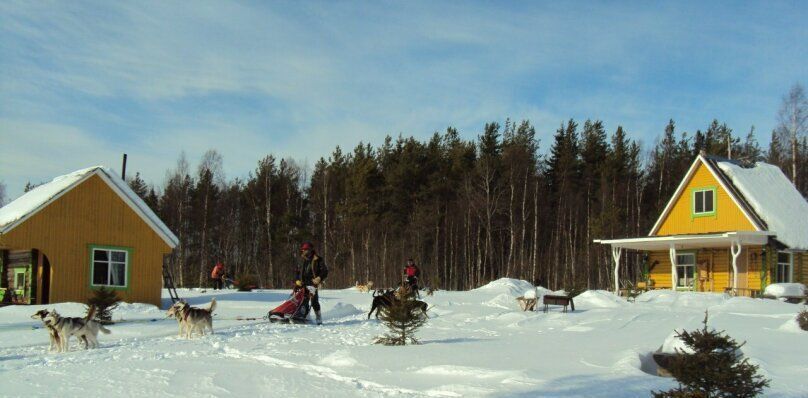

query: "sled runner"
xmin=267 ymin=286 xmax=312 ymax=323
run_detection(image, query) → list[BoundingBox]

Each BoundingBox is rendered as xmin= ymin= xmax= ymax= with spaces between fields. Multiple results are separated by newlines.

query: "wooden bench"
xmin=543 ymin=294 xmax=575 ymax=313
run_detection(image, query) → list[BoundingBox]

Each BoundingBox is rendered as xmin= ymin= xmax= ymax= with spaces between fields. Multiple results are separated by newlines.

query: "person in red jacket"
xmin=403 ymin=258 xmax=421 ymax=292
xmin=211 ymin=262 xmax=225 ymax=290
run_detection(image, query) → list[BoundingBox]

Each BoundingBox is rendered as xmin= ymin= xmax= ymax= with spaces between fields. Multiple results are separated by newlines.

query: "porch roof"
xmin=594 ymin=231 xmax=774 ymax=251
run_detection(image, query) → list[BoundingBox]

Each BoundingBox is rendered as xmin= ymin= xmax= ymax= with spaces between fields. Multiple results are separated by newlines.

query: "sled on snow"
xmin=267 ymin=286 xmax=313 ymax=324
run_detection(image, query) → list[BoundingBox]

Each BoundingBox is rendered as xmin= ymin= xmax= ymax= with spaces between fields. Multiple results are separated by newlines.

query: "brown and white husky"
xmin=166 ymin=298 xmax=216 ymax=338
xmin=42 ymin=306 xmax=111 ymax=352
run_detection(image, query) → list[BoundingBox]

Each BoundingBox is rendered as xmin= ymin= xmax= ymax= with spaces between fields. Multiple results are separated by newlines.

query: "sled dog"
xmin=368 ymin=289 xmax=428 ymax=319
xmin=31 ymin=309 xmax=61 ymax=352
xmin=43 ymin=306 xmax=111 ymax=352
xmin=166 ymin=298 xmax=216 ymax=338
xmin=355 ymin=281 xmax=374 ymax=293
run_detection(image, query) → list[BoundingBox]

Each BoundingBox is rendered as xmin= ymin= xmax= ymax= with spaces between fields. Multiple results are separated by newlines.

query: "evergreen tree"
xmin=374 ymin=295 xmax=428 ymax=345
xmin=128 ymin=172 xmax=149 ymax=201
xmin=87 ymin=287 xmax=122 ymax=324
xmin=797 ymin=308 xmax=808 ymax=331
xmin=653 ymin=312 xmax=770 ymax=398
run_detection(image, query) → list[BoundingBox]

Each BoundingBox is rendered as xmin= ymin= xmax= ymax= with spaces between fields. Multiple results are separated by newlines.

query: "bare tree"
xmin=776 ymin=83 xmax=808 ymax=184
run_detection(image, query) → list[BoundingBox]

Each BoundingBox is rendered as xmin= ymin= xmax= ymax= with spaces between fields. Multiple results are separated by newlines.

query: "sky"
xmin=1 ymin=1 xmax=806 ymax=201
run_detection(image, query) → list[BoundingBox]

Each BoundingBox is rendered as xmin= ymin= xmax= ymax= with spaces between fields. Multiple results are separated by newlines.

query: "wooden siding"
xmin=0 ymin=174 xmax=171 ymax=306
xmin=655 ymin=163 xmax=757 ymax=236
xmin=647 ymin=246 xmax=766 ymax=293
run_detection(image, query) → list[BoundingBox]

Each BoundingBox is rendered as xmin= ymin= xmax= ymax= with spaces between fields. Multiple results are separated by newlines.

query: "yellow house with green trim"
xmin=596 ymin=154 xmax=808 ymax=296
xmin=0 ymin=167 xmax=178 ymax=307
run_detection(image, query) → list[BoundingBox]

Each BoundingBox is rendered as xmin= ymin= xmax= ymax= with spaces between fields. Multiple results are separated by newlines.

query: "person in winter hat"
xmin=211 ymin=262 xmax=225 ymax=290
xmin=403 ymin=258 xmax=421 ymax=292
xmin=295 ymin=241 xmax=328 ymax=325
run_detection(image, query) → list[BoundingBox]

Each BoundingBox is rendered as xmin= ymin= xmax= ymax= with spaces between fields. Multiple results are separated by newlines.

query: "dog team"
xmin=30 ymin=247 xmax=431 ymax=352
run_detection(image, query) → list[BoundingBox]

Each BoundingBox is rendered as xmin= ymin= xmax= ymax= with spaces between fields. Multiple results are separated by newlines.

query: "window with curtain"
xmin=92 ymin=247 xmax=128 ymax=287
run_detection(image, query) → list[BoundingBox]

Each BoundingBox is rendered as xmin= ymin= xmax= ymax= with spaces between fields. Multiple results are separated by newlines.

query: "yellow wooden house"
xmin=596 ymin=154 xmax=808 ymax=296
xmin=0 ymin=166 xmax=178 ymax=307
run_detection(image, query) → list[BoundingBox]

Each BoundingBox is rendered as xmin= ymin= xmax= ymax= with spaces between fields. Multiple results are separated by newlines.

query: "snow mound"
xmin=472 ymin=278 xmax=534 ymax=297
xmin=326 ymin=303 xmax=363 ymax=319
xmin=484 ymin=293 xmax=519 ymax=309
xmin=115 ymin=302 xmax=161 ymax=316
xmin=778 ymin=318 xmax=805 ymax=333
xmin=415 ymin=365 xmax=519 ymax=379
xmin=764 ymin=283 xmax=806 ymax=298
xmin=523 ymin=289 xmax=537 ymax=299
xmin=574 ymin=290 xmax=628 ymax=309
xmin=660 ymin=330 xmax=694 ymax=354
xmin=636 ymin=290 xmax=727 ymax=308
xmin=319 ymin=350 xmax=359 ymax=367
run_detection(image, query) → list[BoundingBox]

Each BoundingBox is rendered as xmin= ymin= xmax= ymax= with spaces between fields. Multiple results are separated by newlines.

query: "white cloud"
xmin=0 ymin=1 xmax=805 ymax=198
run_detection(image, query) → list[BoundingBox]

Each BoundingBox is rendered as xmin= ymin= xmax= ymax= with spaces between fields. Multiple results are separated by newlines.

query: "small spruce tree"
xmin=374 ymin=296 xmax=427 ymax=346
xmin=797 ymin=308 xmax=808 ymax=331
xmin=653 ymin=311 xmax=770 ymax=398
xmin=87 ymin=287 xmax=122 ymax=324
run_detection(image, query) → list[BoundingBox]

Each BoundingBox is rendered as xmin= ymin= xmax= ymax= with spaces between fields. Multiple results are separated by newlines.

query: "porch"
xmin=595 ymin=231 xmax=774 ymax=296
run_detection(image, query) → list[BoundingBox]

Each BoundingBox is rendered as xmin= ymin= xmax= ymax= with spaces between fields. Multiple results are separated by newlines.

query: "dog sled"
xmin=267 ymin=286 xmax=313 ymax=324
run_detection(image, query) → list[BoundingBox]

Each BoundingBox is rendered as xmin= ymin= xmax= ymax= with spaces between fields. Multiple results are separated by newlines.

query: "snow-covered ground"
xmin=1 ymin=279 xmax=806 ymax=397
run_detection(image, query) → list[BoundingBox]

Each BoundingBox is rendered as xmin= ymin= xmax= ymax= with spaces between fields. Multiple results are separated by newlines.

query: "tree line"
xmin=13 ymin=84 xmax=802 ymax=291
xmin=126 ymin=90 xmax=805 ymax=291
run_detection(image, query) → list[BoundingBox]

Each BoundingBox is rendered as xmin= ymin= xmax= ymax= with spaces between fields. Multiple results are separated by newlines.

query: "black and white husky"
xmin=166 ymin=298 xmax=216 ymax=338
xmin=43 ymin=306 xmax=112 ymax=352
xmin=31 ymin=309 xmax=61 ymax=352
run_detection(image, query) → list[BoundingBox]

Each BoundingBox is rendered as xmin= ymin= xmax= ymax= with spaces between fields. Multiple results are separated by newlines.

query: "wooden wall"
xmin=647 ymin=246 xmax=766 ymax=293
xmin=655 ymin=162 xmax=758 ymax=236
xmin=0 ymin=174 xmax=171 ymax=307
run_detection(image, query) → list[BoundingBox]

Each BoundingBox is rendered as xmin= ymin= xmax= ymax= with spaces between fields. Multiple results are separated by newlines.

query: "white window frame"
xmin=692 ymin=188 xmax=716 ymax=216
xmin=676 ymin=253 xmax=696 ymax=288
xmin=776 ymin=251 xmax=793 ymax=283
xmin=91 ymin=247 xmax=129 ymax=288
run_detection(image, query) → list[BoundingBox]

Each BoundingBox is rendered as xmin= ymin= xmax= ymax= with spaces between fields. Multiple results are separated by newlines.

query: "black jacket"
xmin=296 ymin=254 xmax=328 ymax=286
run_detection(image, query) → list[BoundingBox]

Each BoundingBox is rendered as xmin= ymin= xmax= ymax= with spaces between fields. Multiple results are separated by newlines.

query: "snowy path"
xmin=1 ymin=280 xmax=806 ymax=397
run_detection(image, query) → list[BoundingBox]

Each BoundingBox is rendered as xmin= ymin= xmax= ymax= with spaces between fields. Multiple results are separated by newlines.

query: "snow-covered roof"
xmin=0 ymin=166 xmax=178 ymax=248
xmin=715 ymin=159 xmax=808 ymax=250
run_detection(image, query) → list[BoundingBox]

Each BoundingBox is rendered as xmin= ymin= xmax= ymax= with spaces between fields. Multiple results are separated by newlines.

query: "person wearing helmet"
xmin=403 ymin=258 xmax=421 ymax=293
xmin=295 ymin=241 xmax=328 ymax=325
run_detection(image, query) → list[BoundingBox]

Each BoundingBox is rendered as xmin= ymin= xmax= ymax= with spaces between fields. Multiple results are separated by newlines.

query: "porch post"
xmin=612 ymin=246 xmax=622 ymax=295
xmin=730 ymin=240 xmax=741 ymax=291
xmin=669 ymin=245 xmax=678 ymax=290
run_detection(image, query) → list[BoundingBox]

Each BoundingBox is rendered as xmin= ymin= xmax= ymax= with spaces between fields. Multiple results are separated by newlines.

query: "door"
xmin=39 ymin=254 xmax=51 ymax=305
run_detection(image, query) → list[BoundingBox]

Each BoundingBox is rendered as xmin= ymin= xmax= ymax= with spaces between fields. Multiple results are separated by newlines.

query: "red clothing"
xmin=211 ymin=263 xmax=225 ymax=279
xmin=405 ymin=264 xmax=420 ymax=278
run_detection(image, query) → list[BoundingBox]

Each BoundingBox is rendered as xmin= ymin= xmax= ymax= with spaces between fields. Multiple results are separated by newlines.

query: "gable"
xmin=1 ymin=174 xmax=172 ymax=253
xmin=653 ymin=161 xmax=758 ymax=236
xmin=0 ymin=167 xmax=177 ymax=248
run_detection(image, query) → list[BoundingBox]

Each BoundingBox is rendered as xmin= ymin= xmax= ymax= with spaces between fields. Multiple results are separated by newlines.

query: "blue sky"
xmin=1 ymin=1 xmax=806 ymax=200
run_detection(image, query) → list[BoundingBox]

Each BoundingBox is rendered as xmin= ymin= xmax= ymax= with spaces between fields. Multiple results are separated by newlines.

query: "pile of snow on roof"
xmin=716 ymin=160 xmax=808 ymax=249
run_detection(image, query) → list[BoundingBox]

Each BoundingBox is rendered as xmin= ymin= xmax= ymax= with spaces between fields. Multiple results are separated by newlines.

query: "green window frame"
xmin=691 ymin=186 xmax=717 ymax=218
xmin=89 ymin=245 xmax=132 ymax=290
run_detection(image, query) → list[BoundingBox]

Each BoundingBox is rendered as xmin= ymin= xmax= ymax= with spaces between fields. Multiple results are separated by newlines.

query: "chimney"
xmin=121 ymin=154 xmax=128 ymax=180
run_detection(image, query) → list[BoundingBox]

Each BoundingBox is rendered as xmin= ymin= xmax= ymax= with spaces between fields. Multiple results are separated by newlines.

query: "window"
xmin=14 ymin=270 xmax=26 ymax=290
xmin=692 ymin=188 xmax=716 ymax=216
xmin=91 ymin=247 xmax=129 ymax=288
xmin=776 ymin=252 xmax=792 ymax=283
xmin=676 ymin=253 xmax=696 ymax=288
